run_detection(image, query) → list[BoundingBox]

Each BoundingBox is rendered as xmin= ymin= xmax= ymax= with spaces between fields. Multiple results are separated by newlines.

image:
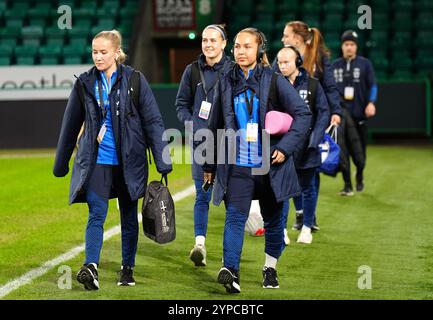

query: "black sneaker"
xmin=217 ymin=267 xmax=240 ymax=293
xmin=117 ymin=266 xmax=136 ymax=286
xmin=339 ymin=186 xmax=354 ymax=196
xmin=262 ymin=267 xmax=279 ymax=289
xmin=291 ymin=212 xmax=303 ymax=230
xmin=311 ymin=223 xmax=320 ymax=232
xmin=356 ymin=180 xmax=364 ymax=192
xmin=76 ymin=264 xmax=99 ymax=290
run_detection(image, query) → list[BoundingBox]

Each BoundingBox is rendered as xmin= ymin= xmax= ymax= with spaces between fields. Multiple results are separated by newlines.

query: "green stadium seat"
xmin=302 ymin=0 xmax=321 ymax=15
xmin=80 ymin=1 xmax=97 ymax=11
xmin=414 ymin=36 xmax=433 ymax=49
xmin=416 ymin=56 xmax=433 ymax=70
xmin=416 ymin=0 xmax=433 ymax=11
xmin=0 ymin=38 xmax=18 ymax=47
xmin=15 ymin=45 xmax=38 ymax=65
xmin=277 ymin=1 xmax=298 ymax=15
xmin=256 ymin=0 xmax=276 ymax=14
xmin=322 ymin=14 xmax=344 ymax=33
xmin=96 ymin=7 xmax=119 ymax=16
xmin=21 ymin=26 xmax=44 ymax=46
xmin=417 ymin=13 xmax=433 ymax=30
xmin=371 ymin=0 xmax=390 ymax=13
xmin=101 ymin=0 xmax=121 ymax=10
xmin=0 ymin=57 xmax=11 ymax=65
xmin=45 ymin=26 xmax=67 ymax=45
xmin=231 ymin=0 xmax=254 ymax=15
xmin=323 ymin=0 xmax=344 ymax=13
xmin=392 ymin=70 xmax=413 ymax=81
xmin=119 ymin=7 xmax=136 ymax=20
xmin=73 ymin=7 xmax=96 ymax=19
xmin=63 ymin=56 xmax=83 ymax=64
xmin=393 ymin=0 xmax=413 ymax=12
xmin=0 ymin=44 xmax=13 ymax=58
xmin=69 ymin=37 xmax=89 ymax=47
xmin=393 ymin=13 xmax=412 ymax=32
xmin=68 ymin=25 xmax=90 ymax=43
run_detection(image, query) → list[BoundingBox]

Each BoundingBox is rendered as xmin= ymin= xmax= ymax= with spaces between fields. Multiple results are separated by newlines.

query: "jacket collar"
xmin=78 ymin=63 xmax=131 ymax=97
xmin=231 ymin=63 xmax=263 ymax=96
xmin=198 ymin=53 xmax=229 ymax=72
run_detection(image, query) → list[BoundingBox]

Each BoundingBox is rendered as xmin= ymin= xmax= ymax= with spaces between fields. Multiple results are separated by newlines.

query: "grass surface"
xmin=1 ymin=145 xmax=433 ymax=300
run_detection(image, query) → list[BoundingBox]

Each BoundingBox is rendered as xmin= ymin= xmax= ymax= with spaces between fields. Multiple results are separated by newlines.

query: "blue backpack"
xmin=318 ymin=125 xmax=340 ymax=176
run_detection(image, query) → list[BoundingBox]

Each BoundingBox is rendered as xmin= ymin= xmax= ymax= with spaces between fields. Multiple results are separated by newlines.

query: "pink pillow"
xmin=265 ymin=111 xmax=293 ymax=136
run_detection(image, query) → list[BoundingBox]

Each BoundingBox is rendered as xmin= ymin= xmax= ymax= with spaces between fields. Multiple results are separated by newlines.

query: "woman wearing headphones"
xmin=277 ymin=46 xmax=330 ymax=244
xmin=276 ymin=21 xmax=342 ymax=232
xmin=204 ymin=28 xmax=312 ymax=293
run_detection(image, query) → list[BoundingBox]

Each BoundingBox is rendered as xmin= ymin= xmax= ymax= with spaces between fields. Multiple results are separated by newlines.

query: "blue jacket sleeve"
xmin=53 ymin=80 xmax=85 ymax=177
xmin=308 ymin=82 xmax=330 ymax=149
xmin=274 ymin=74 xmax=313 ymax=157
xmin=137 ymin=73 xmax=173 ymax=174
xmin=320 ymin=56 xmax=342 ymax=117
xmin=366 ymin=59 xmax=378 ymax=103
xmin=175 ymin=64 xmax=194 ymax=124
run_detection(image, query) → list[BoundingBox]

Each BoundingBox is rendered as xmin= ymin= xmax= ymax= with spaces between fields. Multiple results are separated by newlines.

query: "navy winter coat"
xmin=53 ymin=64 xmax=172 ymax=204
xmin=273 ymin=55 xmax=342 ymax=117
xmin=208 ymin=64 xmax=312 ymax=205
xmin=175 ymin=54 xmax=233 ymax=180
xmin=291 ymin=68 xmax=330 ymax=169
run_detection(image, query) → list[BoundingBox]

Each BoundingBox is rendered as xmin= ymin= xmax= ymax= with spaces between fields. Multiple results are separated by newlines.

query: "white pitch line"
xmin=0 ymin=184 xmax=196 ymax=299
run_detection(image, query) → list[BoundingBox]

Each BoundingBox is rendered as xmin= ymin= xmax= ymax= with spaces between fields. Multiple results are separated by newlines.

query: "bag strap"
xmin=326 ymin=124 xmax=338 ymax=143
xmin=307 ymin=76 xmax=318 ymax=113
xmin=129 ymin=70 xmax=141 ymax=109
xmin=160 ymin=173 xmax=168 ymax=186
xmin=267 ymin=72 xmax=278 ymax=110
xmin=190 ymin=61 xmax=201 ymax=97
xmin=129 ymin=70 xmax=153 ymax=165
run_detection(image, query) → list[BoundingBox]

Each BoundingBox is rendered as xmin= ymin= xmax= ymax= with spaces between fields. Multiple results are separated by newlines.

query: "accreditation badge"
xmin=198 ymin=101 xmax=212 ymax=120
xmin=97 ymin=123 xmax=107 ymax=144
xmin=246 ymin=122 xmax=259 ymax=142
xmin=344 ymin=86 xmax=355 ymax=100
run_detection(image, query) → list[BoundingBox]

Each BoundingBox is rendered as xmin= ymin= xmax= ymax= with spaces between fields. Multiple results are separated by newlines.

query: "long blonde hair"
xmin=235 ymin=28 xmax=270 ymax=66
xmin=286 ymin=21 xmax=330 ymax=77
xmin=93 ymin=29 xmax=127 ymax=64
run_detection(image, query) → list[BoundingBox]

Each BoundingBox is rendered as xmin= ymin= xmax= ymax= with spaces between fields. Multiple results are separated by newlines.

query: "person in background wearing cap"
xmin=274 ymin=21 xmax=342 ymax=232
xmin=331 ymin=30 xmax=377 ymax=195
xmin=175 ymin=24 xmax=233 ymax=267
xmin=277 ymin=46 xmax=330 ymax=244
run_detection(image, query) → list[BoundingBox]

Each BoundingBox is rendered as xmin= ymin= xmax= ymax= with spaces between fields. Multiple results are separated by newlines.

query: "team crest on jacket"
xmin=353 ymin=68 xmax=361 ymax=82
xmin=299 ymin=90 xmax=309 ymax=102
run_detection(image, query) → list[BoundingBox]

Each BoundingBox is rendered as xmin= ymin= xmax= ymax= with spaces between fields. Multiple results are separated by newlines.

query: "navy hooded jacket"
xmin=291 ymin=68 xmax=330 ymax=169
xmin=53 ymin=64 xmax=172 ymax=204
xmin=175 ymin=54 xmax=233 ymax=180
xmin=273 ymin=55 xmax=342 ymax=118
xmin=331 ymin=55 xmax=377 ymax=121
xmin=207 ymin=64 xmax=312 ymax=205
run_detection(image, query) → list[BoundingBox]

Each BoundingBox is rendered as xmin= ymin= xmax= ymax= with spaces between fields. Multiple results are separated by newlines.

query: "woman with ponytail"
xmin=274 ymin=21 xmax=342 ymax=242
xmin=53 ymin=30 xmax=172 ymax=290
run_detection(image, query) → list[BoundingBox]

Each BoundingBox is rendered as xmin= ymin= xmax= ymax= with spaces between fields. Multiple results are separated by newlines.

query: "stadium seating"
xmin=225 ymin=0 xmax=432 ymax=80
xmin=0 ymin=0 xmax=139 ymax=65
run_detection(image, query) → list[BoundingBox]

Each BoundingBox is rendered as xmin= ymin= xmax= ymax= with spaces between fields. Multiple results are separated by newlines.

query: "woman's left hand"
xmin=271 ymin=150 xmax=286 ymax=164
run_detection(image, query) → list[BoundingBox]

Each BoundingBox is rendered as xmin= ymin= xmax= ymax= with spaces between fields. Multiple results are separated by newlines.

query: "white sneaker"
xmin=297 ymin=226 xmax=312 ymax=244
xmin=189 ymin=244 xmax=207 ymax=266
xmin=283 ymin=228 xmax=290 ymax=246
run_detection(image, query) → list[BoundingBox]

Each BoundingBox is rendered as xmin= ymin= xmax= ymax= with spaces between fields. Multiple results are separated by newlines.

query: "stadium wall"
xmin=0 ymin=80 xmax=431 ymax=149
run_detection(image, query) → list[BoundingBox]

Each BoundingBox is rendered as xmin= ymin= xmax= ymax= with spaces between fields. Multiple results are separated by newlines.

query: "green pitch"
xmin=1 ymin=145 xmax=433 ymax=300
